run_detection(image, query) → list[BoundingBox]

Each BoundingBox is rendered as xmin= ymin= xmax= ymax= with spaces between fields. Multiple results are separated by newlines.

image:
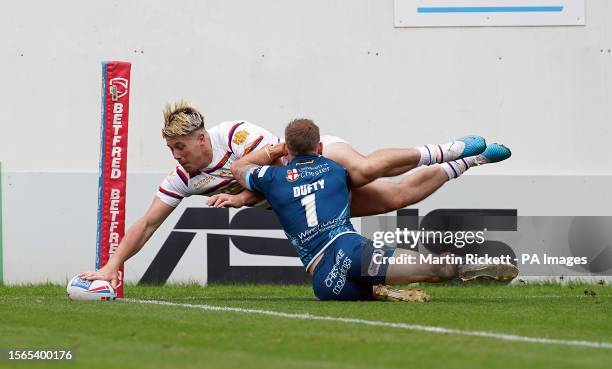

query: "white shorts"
xmin=279 ymin=134 xmax=347 ymax=147
xmin=278 ymin=134 xmax=348 ymax=165
xmin=320 ymin=134 xmax=348 ymax=147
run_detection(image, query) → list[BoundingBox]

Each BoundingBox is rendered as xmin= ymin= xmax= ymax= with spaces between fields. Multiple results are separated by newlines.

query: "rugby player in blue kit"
xmin=231 ymin=119 xmax=518 ymax=302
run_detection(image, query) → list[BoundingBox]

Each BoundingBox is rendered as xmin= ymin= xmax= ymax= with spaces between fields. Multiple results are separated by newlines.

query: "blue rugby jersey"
xmin=246 ymin=155 xmax=358 ymax=269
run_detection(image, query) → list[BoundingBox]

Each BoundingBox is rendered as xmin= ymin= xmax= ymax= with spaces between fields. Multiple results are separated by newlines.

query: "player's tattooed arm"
xmin=232 ymin=143 xmax=286 ymax=187
xmin=232 ymin=164 xmax=260 ymax=188
xmin=246 ymin=143 xmax=286 ymax=166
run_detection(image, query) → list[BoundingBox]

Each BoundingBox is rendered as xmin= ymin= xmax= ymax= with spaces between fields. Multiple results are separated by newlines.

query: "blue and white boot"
xmin=419 ymin=135 xmax=486 ymax=166
xmin=439 ymin=143 xmax=512 ymax=180
xmin=472 ymin=143 xmax=512 ymax=165
xmin=456 ymin=135 xmax=488 ymax=159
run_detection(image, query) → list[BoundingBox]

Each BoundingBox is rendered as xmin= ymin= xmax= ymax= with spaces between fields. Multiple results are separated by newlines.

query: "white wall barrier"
xmin=3 ymin=172 xmax=611 ymax=284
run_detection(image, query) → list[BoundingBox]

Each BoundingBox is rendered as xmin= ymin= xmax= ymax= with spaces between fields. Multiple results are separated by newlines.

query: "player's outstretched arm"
xmin=207 ymin=189 xmax=264 ymax=208
xmin=79 ymin=197 xmax=174 ymax=288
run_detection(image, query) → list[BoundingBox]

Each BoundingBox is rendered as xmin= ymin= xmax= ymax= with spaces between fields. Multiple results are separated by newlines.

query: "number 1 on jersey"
xmin=300 ymin=194 xmax=319 ymax=227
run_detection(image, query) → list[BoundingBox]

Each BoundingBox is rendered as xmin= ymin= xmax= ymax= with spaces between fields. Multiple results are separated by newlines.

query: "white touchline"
xmin=127 ymin=299 xmax=612 ymax=350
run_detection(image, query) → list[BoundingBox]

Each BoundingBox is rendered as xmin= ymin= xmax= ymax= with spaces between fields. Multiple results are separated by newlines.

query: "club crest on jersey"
xmin=232 ymin=130 xmax=250 ymax=145
xmin=286 ymin=169 xmax=299 ymax=182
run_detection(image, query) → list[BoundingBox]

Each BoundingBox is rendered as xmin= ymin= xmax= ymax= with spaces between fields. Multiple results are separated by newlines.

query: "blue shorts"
xmin=311 ymin=233 xmax=395 ymax=301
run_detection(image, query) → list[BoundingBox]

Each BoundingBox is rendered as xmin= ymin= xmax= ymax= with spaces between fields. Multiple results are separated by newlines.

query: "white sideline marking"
xmin=128 ymin=299 xmax=612 ymax=350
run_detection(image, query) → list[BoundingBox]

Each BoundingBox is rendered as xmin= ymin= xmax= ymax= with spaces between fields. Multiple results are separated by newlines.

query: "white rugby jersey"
xmin=157 ymin=120 xmax=280 ymax=207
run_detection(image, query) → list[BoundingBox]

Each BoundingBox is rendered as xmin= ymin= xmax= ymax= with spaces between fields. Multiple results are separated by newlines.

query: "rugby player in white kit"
xmin=81 ymin=101 xmax=510 ymax=291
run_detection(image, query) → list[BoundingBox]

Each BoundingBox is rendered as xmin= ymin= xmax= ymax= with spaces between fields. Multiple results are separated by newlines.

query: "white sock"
xmin=418 ymin=140 xmax=467 ymax=166
xmin=440 ymin=157 xmax=477 ymax=180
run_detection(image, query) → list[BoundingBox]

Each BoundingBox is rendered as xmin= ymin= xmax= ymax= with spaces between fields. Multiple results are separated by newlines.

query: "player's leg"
xmin=310 ymin=233 xmax=426 ymax=302
xmin=384 ymin=248 xmax=456 ymax=284
xmin=382 ymin=248 xmax=518 ymax=285
xmin=312 ymin=233 xmax=517 ymax=302
xmin=350 ymin=166 xmax=447 ymax=217
xmin=349 ymin=143 xmax=513 ymax=217
xmin=322 ymin=135 xmax=486 ymax=187
xmin=323 ymin=141 xmax=421 ymax=186
xmin=357 ymin=236 xmax=434 ymax=302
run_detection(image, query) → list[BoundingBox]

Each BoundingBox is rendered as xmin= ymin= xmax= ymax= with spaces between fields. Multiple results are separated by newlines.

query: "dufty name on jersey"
xmin=293 ymin=179 xmax=325 ymax=197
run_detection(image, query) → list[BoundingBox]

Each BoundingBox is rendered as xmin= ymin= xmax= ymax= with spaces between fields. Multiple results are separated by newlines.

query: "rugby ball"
xmin=66 ymin=276 xmax=117 ymax=301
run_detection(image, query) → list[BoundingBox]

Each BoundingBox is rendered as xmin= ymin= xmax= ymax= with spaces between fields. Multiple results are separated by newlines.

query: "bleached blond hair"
xmin=162 ymin=100 xmax=205 ymax=138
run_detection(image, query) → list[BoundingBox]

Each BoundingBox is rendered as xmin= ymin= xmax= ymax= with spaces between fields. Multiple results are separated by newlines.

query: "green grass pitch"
xmin=0 ymin=283 xmax=611 ymax=369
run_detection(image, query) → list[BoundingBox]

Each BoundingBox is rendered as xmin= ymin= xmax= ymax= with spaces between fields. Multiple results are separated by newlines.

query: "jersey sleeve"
xmin=227 ymin=121 xmax=280 ymax=158
xmin=156 ymin=166 xmax=191 ymax=207
xmin=246 ymin=165 xmax=274 ymax=194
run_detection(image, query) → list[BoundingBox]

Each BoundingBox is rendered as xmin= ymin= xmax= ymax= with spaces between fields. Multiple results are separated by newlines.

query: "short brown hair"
xmin=285 ymin=118 xmax=320 ymax=155
xmin=162 ymin=100 xmax=205 ymax=138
